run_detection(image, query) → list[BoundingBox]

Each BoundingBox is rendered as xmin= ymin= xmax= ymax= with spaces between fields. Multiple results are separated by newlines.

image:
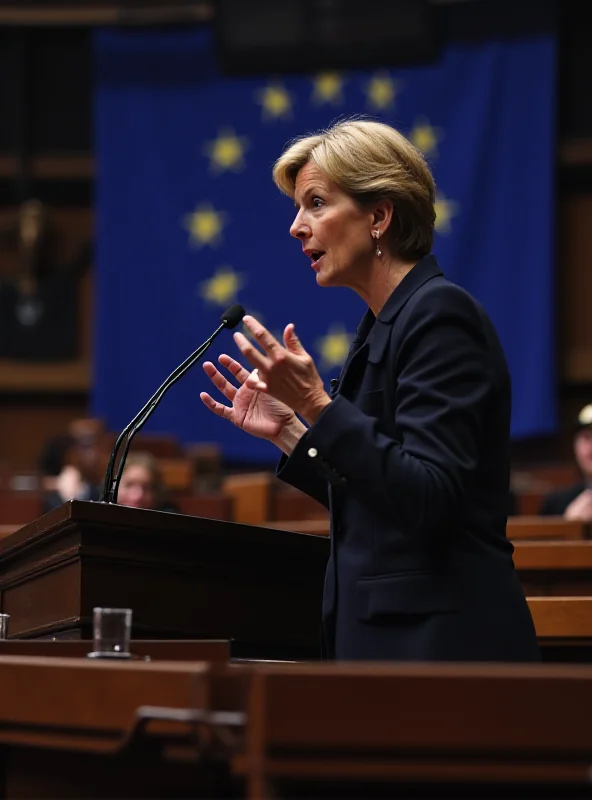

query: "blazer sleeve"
xmin=276 ymin=443 xmax=330 ymax=509
xmin=288 ymin=285 xmax=497 ymax=532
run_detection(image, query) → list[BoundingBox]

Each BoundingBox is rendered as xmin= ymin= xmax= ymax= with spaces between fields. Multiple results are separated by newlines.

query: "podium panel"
xmin=0 ymin=501 xmax=328 ymax=660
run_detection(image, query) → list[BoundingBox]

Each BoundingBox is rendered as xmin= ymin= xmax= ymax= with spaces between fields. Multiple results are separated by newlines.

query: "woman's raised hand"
xmin=200 ymin=353 xmax=297 ymax=443
xmin=233 ymin=316 xmax=331 ymax=426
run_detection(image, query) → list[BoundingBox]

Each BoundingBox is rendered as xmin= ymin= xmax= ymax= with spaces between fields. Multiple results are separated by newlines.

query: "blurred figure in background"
xmin=117 ymin=452 xmax=177 ymax=512
xmin=0 ymin=198 xmax=90 ymax=361
xmin=38 ymin=418 xmax=104 ymax=512
xmin=540 ymin=404 xmax=592 ymax=519
xmin=38 ymin=434 xmax=100 ymax=512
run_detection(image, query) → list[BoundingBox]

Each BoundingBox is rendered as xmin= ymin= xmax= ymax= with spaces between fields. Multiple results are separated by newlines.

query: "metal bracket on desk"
xmin=120 ymin=704 xmax=246 ymax=760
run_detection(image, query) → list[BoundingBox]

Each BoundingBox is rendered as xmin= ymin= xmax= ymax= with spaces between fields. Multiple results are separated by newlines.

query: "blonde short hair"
xmin=273 ymin=119 xmax=436 ymax=262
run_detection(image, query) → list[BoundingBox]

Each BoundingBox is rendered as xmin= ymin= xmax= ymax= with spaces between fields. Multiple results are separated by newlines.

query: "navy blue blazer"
xmin=278 ymin=255 xmax=540 ymax=662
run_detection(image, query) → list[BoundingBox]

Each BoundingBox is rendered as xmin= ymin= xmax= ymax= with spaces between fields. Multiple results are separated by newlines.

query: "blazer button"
xmin=307 ymin=447 xmax=318 ymax=458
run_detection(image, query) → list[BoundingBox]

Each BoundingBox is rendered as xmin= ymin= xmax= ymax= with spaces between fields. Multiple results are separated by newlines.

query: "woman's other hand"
xmin=234 ymin=316 xmax=331 ymax=426
xmin=200 ymin=354 xmax=302 ymax=448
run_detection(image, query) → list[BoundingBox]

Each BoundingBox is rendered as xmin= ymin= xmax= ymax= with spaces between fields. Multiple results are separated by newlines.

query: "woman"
xmin=200 ymin=119 xmax=540 ymax=663
xmin=117 ymin=452 xmax=177 ymax=512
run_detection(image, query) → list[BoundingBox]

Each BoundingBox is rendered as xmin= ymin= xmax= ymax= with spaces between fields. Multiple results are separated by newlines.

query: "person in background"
xmin=38 ymin=434 xmax=100 ymax=512
xmin=117 ymin=451 xmax=177 ymax=512
xmin=540 ymin=404 xmax=592 ymax=520
xmin=0 ymin=198 xmax=91 ymax=361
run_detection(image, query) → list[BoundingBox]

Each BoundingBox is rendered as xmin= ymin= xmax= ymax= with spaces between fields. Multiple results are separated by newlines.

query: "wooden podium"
xmin=0 ymin=501 xmax=328 ymax=660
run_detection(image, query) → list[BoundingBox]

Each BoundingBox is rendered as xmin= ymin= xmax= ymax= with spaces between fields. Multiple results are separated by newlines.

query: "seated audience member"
xmin=540 ymin=404 xmax=592 ymax=519
xmin=38 ymin=434 xmax=100 ymax=512
xmin=117 ymin=452 xmax=178 ymax=512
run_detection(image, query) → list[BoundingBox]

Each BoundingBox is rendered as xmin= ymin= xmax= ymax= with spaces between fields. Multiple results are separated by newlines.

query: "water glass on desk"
xmin=0 ymin=613 xmax=9 ymax=639
xmin=87 ymin=607 xmax=132 ymax=659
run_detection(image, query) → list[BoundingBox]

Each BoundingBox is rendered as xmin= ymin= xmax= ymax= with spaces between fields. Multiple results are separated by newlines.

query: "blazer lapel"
xmin=329 ymin=255 xmax=444 ymax=398
xmin=330 ymin=308 xmax=374 ymax=397
xmin=374 ymin=254 xmax=443 ymax=325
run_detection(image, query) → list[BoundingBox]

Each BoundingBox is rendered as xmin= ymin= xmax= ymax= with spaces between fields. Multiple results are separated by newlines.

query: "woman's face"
xmin=118 ymin=465 xmax=157 ymax=509
xmin=575 ymin=429 xmax=592 ymax=479
xmin=290 ymin=161 xmax=375 ymax=289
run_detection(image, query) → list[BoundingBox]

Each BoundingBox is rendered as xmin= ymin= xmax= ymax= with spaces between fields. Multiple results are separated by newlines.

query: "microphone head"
xmin=221 ymin=303 xmax=245 ymax=330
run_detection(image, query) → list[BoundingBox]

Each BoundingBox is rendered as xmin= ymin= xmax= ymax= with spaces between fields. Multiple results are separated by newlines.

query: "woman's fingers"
xmin=199 ymin=391 xmax=233 ymax=421
xmin=242 ymin=315 xmax=283 ymax=358
xmin=233 ymin=315 xmax=287 ymax=371
xmin=245 ymin=368 xmax=268 ymax=393
xmin=218 ymin=354 xmax=253 ymax=385
xmin=233 ymin=331 xmax=270 ymax=371
xmin=202 ymin=361 xmax=237 ymax=401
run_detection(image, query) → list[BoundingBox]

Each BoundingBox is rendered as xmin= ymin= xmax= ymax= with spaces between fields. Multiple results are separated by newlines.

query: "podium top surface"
xmin=0 ymin=499 xmax=330 ymax=559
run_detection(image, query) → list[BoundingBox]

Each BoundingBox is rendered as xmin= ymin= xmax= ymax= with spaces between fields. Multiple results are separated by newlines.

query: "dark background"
xmin=0 ymin=0 xmax=590 ymax=471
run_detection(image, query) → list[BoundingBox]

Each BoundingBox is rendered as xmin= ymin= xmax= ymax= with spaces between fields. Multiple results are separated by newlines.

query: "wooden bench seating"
xmin=507 ymin=517 xmax=588 ymax=540
xmin=270 ymin=486 xmax=328 ymax=522
xmin=175 ymin=493 xmax=233 ymax=521
xmin=261 ymin=517 xmax=592 ymax=541
xmin=0 ymin=492 xmax=44 ymax=526
xmin=528 ymin=596 xmax=592 ymax=640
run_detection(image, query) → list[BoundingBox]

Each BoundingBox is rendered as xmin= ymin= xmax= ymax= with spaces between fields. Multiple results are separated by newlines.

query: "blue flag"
xmin=93 ymin=26 xmax=556 ymax=461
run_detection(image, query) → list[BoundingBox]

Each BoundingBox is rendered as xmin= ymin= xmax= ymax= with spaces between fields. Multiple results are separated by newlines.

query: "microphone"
xmin=100 ymin=303 xmax=245 ymax=504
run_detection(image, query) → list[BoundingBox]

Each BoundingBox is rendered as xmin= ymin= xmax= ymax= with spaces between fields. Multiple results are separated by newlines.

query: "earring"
xmin=373 ymin=229 xmax=382 ymax=257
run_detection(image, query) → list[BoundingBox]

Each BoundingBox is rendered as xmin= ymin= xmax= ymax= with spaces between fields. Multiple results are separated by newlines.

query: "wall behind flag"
xmin=93 ymin=21 xmax=556 ymax=461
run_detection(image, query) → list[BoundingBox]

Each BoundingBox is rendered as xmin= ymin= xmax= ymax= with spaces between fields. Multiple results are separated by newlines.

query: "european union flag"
xmin=93 ymin=25 xmax=555 ymax=461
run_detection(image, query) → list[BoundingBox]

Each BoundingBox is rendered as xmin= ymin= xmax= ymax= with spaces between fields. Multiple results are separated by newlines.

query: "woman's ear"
xmin=371 ymin=199 xmax=394 ymax=234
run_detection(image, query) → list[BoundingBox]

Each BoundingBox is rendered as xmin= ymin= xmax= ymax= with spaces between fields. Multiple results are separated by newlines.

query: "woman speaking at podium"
xmin=200 ymin=119 xmax=540 ymax=663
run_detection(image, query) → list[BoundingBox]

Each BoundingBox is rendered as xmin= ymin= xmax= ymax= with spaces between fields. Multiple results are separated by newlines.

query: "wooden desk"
xmin=0 ymin=639 xmax=231 ymax=661
xmin=238 ymin=662 xmax=592 ymax=798
xmin=5 ymin=657 xmax=592 ymax=798
xmin=514 ymin=540 xmax=592 ymax=595
xmin=528 ymin=596 xmax=592 ymax=638
xmin=262 ymin=517 xmax=591 ymax=541
xmin=527 ymin=596 xmax=592 ymax=662
xmin=0 ymin=655 xmax=247 ymax=798
xmin=507 ymin=516 xmax=588 ymax=540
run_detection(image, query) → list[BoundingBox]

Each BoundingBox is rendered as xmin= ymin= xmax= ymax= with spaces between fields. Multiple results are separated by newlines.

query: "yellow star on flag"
xmin=182 ymin=203 xmax=227 ymax=248
xmin=203 ymin=128 xmax=249 ymax=174
xmin=409 ymin=119 xmax=442 ymax=159
xmin=312 ymin=72 xmax=344 ymax=105
xmin=365 ymin=72 xmax=398 ymax=111
xmin=198 ymin=265 xmax=245 ymax=307
xmin=316 ymin=324 xmax=353 ymax=371
xmin=256 ymin=82 xmax=293 ymax=120
xmin=434 ymin=193 xmax=458 ymax=234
